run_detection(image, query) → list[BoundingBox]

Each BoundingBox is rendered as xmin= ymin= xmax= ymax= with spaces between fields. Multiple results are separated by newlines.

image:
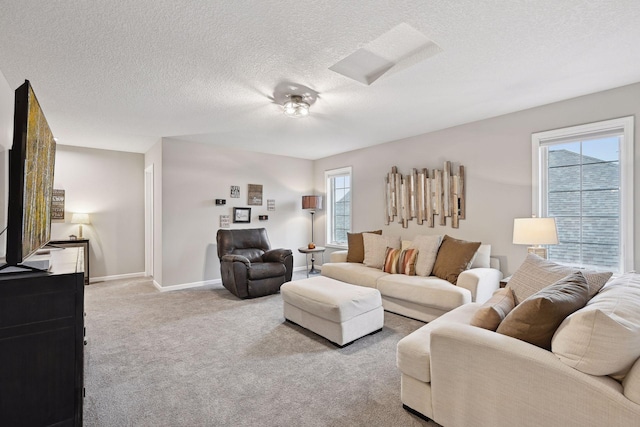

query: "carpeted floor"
xmin=83 ymin=272 xmax=439 ymax=426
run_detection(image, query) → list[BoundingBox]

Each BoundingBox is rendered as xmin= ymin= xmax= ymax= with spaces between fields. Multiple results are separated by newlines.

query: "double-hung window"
xmin=325 ymin=166 xmax=352 ymax=247
xmin=532 ymin=116 xmax=634 ymax=273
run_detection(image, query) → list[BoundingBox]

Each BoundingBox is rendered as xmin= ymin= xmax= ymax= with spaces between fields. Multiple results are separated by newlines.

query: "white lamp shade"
xmin=71 ymin=213 xmax=91 ymax=224
xmin=513 ymin=217 xmax=558 ymax=245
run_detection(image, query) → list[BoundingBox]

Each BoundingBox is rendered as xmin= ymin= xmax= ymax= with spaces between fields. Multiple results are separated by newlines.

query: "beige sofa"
xmin=321 ymin=244 xmax=502 ymax=323
xmin=397 ymin=271 xmax=640 ymax=426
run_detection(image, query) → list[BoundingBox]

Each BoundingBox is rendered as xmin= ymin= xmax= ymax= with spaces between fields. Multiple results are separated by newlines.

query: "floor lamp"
xmin=302 ymin=195 xmax=323 ymax=249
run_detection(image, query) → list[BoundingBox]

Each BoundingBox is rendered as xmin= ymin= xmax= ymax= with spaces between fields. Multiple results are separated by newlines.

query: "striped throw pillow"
xmin=383 ymin=247 xmax=419 ymax=275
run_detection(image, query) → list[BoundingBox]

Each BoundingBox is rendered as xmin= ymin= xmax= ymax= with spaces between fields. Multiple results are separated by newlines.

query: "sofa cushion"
xmin=507 ymin=254 xmax=612 ymax=304
xmin=396 ymin=303 xmax=481 ymax=383
xmin=470 ymin=286 xmax=515 ymax=331
xmin=470 ymin=244 xmax=491 ymax=269
xmin=383 ymin=248 xmax=418 ymax=275
xmin=321 ymin=262 xmax=388 ymax=289
xmin=623 ymin=358 xmax=640 ymax=405
xmin=346 ymin=230 xmax=382 ymax=263
xmin=377 ymin=274 xmax=472 ymax=312
xmin=497 ymin=272 xmax=589 ymax=350
xmin=432 ymin=235 xmax=481 ymax=285
xmin=409 ymin=235 xmax=442 ymax=277
xmin=362 ymin=233 xmax=401 ymax=269
xmin=552 ymin=272 xmax=640 ymax=379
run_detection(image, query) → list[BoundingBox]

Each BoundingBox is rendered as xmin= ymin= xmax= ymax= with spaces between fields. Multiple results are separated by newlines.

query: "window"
xmin=532 ymin=117 xmax=634 ymax=273
xmin=325 ymin=167 xmax=352 ymax=247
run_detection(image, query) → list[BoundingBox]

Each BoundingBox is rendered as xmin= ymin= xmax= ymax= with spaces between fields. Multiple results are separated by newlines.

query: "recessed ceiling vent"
xmin=329 ymin=23 xmax=442 ymax=85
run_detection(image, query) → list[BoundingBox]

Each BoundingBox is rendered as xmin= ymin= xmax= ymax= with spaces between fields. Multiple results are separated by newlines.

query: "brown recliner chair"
xmin=216 ymin=228 xmax=293 ymax=299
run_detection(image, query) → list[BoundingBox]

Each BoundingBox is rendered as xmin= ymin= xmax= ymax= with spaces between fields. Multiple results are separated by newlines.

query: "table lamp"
xmin=302 ymin=195 xmax=323 ymax=249
xmin=71 ymin=213 xmax=90 ymax=239
xmin=513 ymin=217 xmax=558 ymax=259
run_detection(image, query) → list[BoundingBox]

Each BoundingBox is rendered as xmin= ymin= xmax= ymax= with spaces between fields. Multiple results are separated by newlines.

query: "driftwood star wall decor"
xmin=384 ymin=162 xmax=465 ymax=228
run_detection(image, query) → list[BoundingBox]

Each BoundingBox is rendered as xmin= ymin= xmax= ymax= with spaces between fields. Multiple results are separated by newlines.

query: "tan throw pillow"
xmin=362 ymin=233 xmax=401 ymax=269
xmin=346 ymin=230 xmax=382 ymax=263
xmin=470 ymin=287 xmax=516 ymax=331
xmin=431 ymin=235 xmax=481 ymax=285
xmin=496 ymin=272 xmax=589 ymax=350
xmin=409 ymin=235 xmax=442 ymax=277
xmin=383 ymin=247 xmax=419 ymax=275
xmin=508 ymin=254 xmax=612 ymax=304
xmin=552 ymin=272 xmax=640 ymax=379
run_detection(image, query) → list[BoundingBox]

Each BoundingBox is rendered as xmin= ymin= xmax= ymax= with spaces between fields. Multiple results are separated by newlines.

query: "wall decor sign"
xmin=220 ymin=215 xmax=230 ymax=228
xmin=51 ymin=189 xmax=65 ymax=220
xmin=247 ymin=184 xmax=263 ymax=205
xmin=230 ymin=186 xmax=240 ymax=198
xmin=384 ymin=161 xmax=465 ymax=229
xmin=267 ymin=199 xmax=275 ymax=211
xmin=233 ymin=207 xmax=251 ymax=223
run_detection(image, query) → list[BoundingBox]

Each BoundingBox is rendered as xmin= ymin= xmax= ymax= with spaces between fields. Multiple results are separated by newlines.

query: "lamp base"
xmin=527 ymin=246 xmax=548 ymax=259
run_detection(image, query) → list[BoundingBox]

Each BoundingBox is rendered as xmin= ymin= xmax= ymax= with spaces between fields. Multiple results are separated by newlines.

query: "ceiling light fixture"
xmin=283 ymin=95 xmax=310 ymax=118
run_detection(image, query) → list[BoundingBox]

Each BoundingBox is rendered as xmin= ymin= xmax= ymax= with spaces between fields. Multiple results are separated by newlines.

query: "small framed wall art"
xmin=248 ymin=184 xmax=263 ymax=205
xmin=220 ymin=215 xmax=230 ymax=228
xmin=267 ymin=199 xmax=275 ymax=211
xmin=230 ymin=185 xmax=240 ymax=198
xmin=233 ymin=207 xmax=251 ymax=223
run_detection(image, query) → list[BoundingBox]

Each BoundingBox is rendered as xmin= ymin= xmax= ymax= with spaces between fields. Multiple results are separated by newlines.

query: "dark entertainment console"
xmin=0 ymin=247 xmax=85 ymax=426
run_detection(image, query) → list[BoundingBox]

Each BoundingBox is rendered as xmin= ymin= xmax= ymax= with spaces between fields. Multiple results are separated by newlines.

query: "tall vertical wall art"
xmin=384 ymin=162 xmax=465 ymax=228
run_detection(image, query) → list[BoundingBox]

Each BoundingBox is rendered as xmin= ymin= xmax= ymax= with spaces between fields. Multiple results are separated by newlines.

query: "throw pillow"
xmin=362 ymin=233 xmax=401 ymax=269
xmin=470 ymin=286 xmax=516 ymax=331
xmin=346 ymin=230 xmax=382 ymax=263
xmin=496 ymin=272 xmax=589 ymax=350
xmin=383 ymin=247 xmax=419 ymax=275
xmin=552 ymin=272 xmax=640 ymax=379
xmin=431 ymin=235 xmax=481 ymax=285
xmin=470 ymin=244 xmax=491 ymax=269
xmin=507 ymin=254 xmax=612 ymax=304
xmin=409 ymin=235 xmax=442 ymax=277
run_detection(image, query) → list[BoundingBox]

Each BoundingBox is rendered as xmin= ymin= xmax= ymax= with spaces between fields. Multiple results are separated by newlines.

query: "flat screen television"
xmin=4 ymin=80 xmax=56 ymax=267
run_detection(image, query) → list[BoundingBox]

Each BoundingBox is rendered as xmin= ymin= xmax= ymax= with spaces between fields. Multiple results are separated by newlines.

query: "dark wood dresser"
xmin=0 ymin=247 xmax=85 ymax=426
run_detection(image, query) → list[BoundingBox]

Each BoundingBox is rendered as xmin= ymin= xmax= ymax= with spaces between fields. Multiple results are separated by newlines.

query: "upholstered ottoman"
xmin=281 ymin=276 xmax=384 ymax=346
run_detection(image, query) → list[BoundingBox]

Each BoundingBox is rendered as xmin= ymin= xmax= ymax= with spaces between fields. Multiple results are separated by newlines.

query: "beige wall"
xmin=314 ymin=82 xmax=640 ymax=275
xmin=156 ymin=138 xmax=314 ymax=288
xmin=52 ymin=145 xmax=145 ymax=280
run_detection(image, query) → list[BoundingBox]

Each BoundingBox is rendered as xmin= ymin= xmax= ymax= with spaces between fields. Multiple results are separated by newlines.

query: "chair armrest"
xmin=262 ymin=248 xmax=293 ymax=263
xmin=222 ymin=254 xmax=251 ymax=266
xmin=429 ymin=323 xmax=637 ymax=427
xmin=457 ymin=268 xmax=503 ymax=303
xmin=330 ymin=250 xmax=348 ymax=263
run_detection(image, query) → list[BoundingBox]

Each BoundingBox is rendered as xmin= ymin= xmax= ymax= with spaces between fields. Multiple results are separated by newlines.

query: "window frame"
xmin=531 ymin=116 xmax=634 ymax=272
xmin=324 ymin=166 xmax=352 ymax=249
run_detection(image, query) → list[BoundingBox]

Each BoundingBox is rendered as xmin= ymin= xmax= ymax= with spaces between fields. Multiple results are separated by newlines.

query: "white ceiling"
xmin=1 ymin=0 xmax=639 ymax=160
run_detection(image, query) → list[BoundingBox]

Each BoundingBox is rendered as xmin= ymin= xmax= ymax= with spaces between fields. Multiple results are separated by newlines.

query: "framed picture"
xmin=267 ymin=199 xmax=275 ymax=211
xmin=51 ymin=189 xmax=65 ymax=220
xmin=220 ymin=215 xmax=230 ymax=228
xmin=233 ymin=207 xmax=251 ymax=223
xmin=247 ymin=184 xmax=263 ymax=205
xmin=230 ymin=185 xmax=240 ymax=198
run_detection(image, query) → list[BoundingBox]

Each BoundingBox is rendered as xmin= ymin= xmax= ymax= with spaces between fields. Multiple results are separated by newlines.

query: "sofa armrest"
xmin=329 ymin=250 xmax=348 ymax=263
xmin=429 ymin=323 xmax=639 ymax=427
xmin=222 ymin=254 xmax=251 ymax=266
xmin=457 ymin=268 xmax=502 ymax=303
xmin=263 ymin=248 xmax=293 ymax=263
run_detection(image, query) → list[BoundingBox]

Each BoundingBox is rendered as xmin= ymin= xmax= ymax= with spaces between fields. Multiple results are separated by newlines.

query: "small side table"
xmin=500 ymin=275 xmax=511 ymax=288
xmin=298 ymin=246 xmax=325 ymax=277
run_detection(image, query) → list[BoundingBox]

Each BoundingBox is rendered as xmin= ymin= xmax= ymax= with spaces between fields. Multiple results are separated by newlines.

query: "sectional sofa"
xmin=397 ymin=255 xmax=640 ymax=426
xmin=320 ymin=234 xmax=503 ymax=322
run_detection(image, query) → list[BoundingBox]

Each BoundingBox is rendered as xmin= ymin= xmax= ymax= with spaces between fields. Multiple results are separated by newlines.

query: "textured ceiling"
xmin=1 ymin=0 xmax=639 ymax=159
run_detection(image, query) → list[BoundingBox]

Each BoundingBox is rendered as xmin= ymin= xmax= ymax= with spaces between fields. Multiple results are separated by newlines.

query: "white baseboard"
xmin=89 ymin=272 xmax=145 ymax=283
xmin=153 ymin=278 xmax=222 ymax=292
xmin=151 ymin=266 xmax=310 ymax=292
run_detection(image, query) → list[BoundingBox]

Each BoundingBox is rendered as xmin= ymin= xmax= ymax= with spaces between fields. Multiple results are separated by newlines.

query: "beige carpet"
xmin=83 ymin=274 xmax=439 ymax=426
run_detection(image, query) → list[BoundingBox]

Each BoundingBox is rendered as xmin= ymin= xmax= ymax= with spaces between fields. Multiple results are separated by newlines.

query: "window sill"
xmin=325 ymin=244 xmax=347 ymax=250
